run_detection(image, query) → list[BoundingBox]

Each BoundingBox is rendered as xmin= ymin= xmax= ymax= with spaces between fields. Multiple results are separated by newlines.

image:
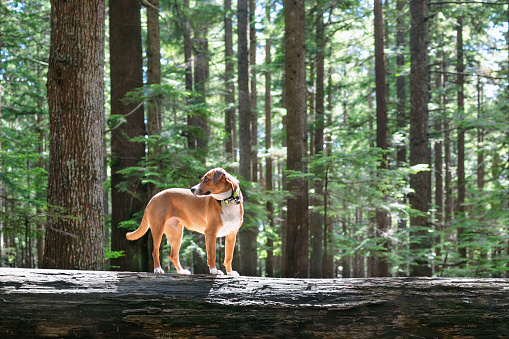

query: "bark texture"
xmin=284 ymin=0 xmax=309 ymax=278
xmin=237 ymin=0 xmax=257 ymax=276
xmin=374 ymin=0 xmax=389 ymax=277
xmin=456 ymin=16 xmax=467 ymax=260
xmin=44 ymin=0 xmax=105 ymax=270
xmin=109 ymin=0 xmax=148 ymax=272
xmin=310 ymin=9 xmax=325 ymax=279
xmin=409 ymin=0 xmax=432 ymax=277
xmin=224 ymin=0 xmax=235 ymax=161
xmin=2 ymin=268 xmax=509 ymax=338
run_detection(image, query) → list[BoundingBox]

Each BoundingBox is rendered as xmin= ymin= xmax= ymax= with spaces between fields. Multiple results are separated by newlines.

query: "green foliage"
xmin=2 ymin=0 xmax=507 ymax=277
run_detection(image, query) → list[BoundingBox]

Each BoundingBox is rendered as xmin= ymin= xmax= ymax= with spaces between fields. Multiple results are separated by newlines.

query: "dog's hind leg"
xmin=165 ymin=218 xmax=191 ymax=275
xmin=150 ymin=219 xmax=165 ymax=274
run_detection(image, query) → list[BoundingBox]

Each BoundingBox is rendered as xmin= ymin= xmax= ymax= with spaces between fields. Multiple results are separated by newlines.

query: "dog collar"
xmin=212 ymin=189 xmax=241 ymax=205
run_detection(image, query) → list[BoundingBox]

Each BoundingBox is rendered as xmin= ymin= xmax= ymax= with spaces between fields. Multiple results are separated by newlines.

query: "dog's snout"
xmin=191 ymin=183 xmax=200 ymax=195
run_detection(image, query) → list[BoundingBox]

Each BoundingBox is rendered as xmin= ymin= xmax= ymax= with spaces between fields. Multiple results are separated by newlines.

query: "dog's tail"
xmin=126 ymin=213 xmax=150 ymax=241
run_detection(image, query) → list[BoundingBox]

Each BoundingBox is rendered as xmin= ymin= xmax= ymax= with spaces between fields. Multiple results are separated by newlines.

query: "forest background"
xmin=1 ymin=0 xmax=507 ymax=278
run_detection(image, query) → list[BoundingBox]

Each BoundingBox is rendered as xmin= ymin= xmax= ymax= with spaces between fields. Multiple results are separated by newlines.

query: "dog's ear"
xmin=225 ymin=173 xmax=239 ymax=191
xmin=213 ymin=168 xmax=226 ymax=184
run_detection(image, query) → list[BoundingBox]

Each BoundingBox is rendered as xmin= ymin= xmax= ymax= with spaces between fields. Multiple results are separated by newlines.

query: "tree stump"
xmin=1 ymin=268 xmax=508 ymax=337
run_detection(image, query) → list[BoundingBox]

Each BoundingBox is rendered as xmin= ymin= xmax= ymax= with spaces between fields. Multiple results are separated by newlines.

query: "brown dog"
xmin=126 ymin=168 xmax=243 ymax=276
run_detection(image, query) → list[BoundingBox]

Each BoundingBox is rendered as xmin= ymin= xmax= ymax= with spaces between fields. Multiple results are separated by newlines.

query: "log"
xmin=1 ymin=268 xmax=509 ymax=338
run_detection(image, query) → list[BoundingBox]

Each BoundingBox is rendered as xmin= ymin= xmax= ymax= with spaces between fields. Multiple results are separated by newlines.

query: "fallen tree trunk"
xmin=1 ymin=268 xmax=508 ymax=338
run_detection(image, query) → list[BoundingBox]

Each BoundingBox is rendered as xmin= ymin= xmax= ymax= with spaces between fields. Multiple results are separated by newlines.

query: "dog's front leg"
xmin=224 ymin=231 xmax=240 ymax=277
xmin=205 ymin=230 xmax=223 ymax=275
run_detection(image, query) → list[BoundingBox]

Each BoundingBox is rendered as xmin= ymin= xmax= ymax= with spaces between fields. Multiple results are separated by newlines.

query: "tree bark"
xmin=146 ymin=0 xmax=162 ymax=164
xmin=224 ymin=0 xmax=235 ymax=161
xmin=238 ymin=0 xmax=257 ymax=276
xmin=109 ymin=0 xmax=148 ymax=272
xmin=283 ymin=0 xmax=309 ymax=278
xmin=409 ymin=0 xmax=432 ymax=277
xmin=44 ymin=0 xmax=105 ymax=270
xmin=250 ymin=0 xmax=258 ymax=183
xmin=2 ymin=268 xmax=509 ymax=338
xmin=238 ymin=0 xmax=251 ymax=181
xmin=145 ymin=0 xmax=163 ymax=273
xmin=396 ymin=0 xmax=407 ymax=276
xmin=264 ymin=0 xmax=274 ymax=278
xmin=434 ymin=51 xmax=445 ymax=263
xmin=374 ymin=0 xmax=390 ymax=277
xmin=309 ymin=8 xmax=325 ymax=279
xmin=322 ymin=66 xmax=334 ymax=278
xmin=456 ymin=16 xmax=467 ymax=260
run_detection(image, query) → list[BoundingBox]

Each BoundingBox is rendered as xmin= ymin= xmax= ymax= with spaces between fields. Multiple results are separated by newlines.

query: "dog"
xmin=126 ymin=168 xmax=243 ymax=276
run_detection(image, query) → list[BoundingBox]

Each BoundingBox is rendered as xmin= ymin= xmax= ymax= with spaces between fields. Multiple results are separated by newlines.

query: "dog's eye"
xmin=204 ymin=177 xmax=209 ymax=182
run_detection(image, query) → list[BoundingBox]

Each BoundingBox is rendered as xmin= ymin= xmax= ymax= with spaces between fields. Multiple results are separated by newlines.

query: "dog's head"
xmin=191 ymin=168 xmax=240 ymax=196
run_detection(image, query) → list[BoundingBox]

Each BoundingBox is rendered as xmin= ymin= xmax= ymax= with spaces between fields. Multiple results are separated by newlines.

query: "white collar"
xmin=210 ymin=189 xmax=233 ymax=201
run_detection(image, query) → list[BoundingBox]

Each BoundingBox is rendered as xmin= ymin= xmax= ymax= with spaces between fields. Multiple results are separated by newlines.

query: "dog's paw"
xmin=154 ymin=267 xmax=165 ymax=274
xmin=178 ymin=268 xmax=191 ymax=275
xmin=210 ymin=268 xmax=224 ymax=275
xmin=227 ymin=270 xmax=240 ymax=277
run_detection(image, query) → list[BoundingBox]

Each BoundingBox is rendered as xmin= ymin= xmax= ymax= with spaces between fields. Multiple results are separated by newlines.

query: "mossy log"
xmin=1 ymin=268 xmax=508 ymax=338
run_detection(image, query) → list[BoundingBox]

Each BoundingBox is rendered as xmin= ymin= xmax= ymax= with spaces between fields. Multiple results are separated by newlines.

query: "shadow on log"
xmin=1 ymin=268 xmax=509 ymax=338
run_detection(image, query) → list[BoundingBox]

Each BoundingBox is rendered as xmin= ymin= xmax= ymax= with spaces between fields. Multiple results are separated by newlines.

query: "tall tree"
xmin=183 ymin=0 xmax=193 ymax=144
xmin=250 ymin=0 xmax=258 ymax=182
xmin=264 ymin=0 xmax=274 ymax=277
xmin=322 ymin=66 xmax=334 ymax=278
xmin=408 ymin=0 xmax=432 ymax=277
xmin=146 ymin=0 xmax=162 ymax=166
xmin=224 ymin=0 xmax=235 ymax=161
xmin=456 ymin=16 xmax=467 ymax=260
xmin=310 ymin=6 xmax=325 ymax=278
xmin=109 ymin=0 xmax=148 ymax=272
xmin=238 ymin=0 xmax=257 ymax=276
xmin=190 ymin=4 xmax=210 ymax=156
xmin=145 ymin=0 xmax=162 ymax=272
xmin=43 ymin=0 xmax=105 ymax=270
xmin=284 ymin=0 xmax=309 ymax=278
xmin=434 ymin=50 xmax=444 ymax=263
xmin=396 ymin=0 xmax=408 ymax=276
xmin=238 ymin=0 xmax=251 ymax=181
xmin=374 ymin=0 xmax=390 ymax=277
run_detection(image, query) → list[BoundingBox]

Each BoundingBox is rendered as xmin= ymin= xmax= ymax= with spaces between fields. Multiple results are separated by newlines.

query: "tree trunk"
xmin=146 ymin=0 xmax=162 ymax=164
xmin=408 ymin=0 xmax=431 ymax=277
xmin=456 ymin=16 xmax=467 ymax=260
xmin=145 ymin=0 xmax=163 ymax=273
xmin=477 ymin=76 xmax=484 ymax=192
xmin=322 ymin=67 xmax=334 ymax=278
xmin=434 ymin=51 xmax=444 ymax=263
xmin=396 ymin=0 xmax=407 ymax=276
xmin=444 ymin=56 xmax=453 ymax=229
xmin=238 ymin=0 xmax=251 ymax=181
xmin=310 ymin=8 xmax=325 ymax=279
xmin=191 ymin=9 xmax=209 ymax=156
xmin=3 ymin=268 xmax=509 ymax=338
xmin=44 ymin=0 xmax=105 ymax=270
xmin=374 ymin=0 xmax=390 ymax=277
xmin=109 ymin=0 xmax=148 ymax=272
xmin=264 ymin=0 xmax=274 ymax=278
xmin=183 ymin=0 xmax=195 ymax=151
xmin=250 ymin=0 xmax=258 ymax=182
xmin=224 ymin=0 xmax=235 ymax=161
xmin=284 ymin=0 xmax=309 ymax=278
xmin=237 ymin=0 xmax=257 ymax=276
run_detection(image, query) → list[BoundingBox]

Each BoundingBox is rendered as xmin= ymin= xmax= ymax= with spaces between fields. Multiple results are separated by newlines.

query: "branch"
xmin=104 ymin=100 xmax=144 ymax=133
